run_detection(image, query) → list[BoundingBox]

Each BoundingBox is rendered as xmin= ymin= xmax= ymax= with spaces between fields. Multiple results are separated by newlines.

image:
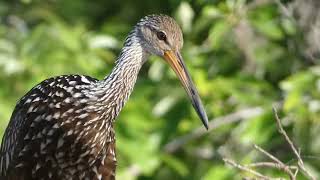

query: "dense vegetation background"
xmin=0 ymin=0 xmax=319 ymax=179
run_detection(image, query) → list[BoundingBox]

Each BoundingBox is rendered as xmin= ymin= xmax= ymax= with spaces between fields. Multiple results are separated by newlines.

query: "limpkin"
xmin=0 ymin=14 xmax=208 ymax=179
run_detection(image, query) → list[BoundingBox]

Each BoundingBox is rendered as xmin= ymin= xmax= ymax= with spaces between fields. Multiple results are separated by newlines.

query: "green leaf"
xmin=202 ymin=165 xmax=231 ymax=180
xmin=161 ymin=154 xmax=189 ymax=177
xmin=208 ymin=20 xmax=232 ymax=50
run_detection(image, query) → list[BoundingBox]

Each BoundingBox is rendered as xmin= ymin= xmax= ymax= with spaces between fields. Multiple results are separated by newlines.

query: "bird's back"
xmin=0 ymin=75 xmax=116 ymax=180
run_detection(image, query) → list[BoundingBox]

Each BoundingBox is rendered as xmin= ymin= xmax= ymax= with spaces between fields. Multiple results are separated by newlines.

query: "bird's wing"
xmin=0 ymin=75 xmax=98 ymax=176
xmin=0 ymin=105 xmax=25 ymax=176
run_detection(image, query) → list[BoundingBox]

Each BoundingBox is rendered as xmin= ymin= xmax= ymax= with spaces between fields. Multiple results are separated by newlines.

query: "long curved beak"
xmin=163 ymin=50 xmax=209 ymax=130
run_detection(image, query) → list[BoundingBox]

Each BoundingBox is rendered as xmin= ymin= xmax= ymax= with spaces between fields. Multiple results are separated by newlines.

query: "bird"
xmin=0 ymin=14 xmax=208 ymax=180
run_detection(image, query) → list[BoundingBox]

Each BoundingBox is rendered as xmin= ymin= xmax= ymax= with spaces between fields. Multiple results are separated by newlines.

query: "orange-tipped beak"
xmin=163 ymin=50 xmax=209 ymax=130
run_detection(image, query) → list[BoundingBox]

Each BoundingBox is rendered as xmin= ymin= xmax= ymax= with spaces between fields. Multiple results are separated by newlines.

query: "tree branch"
xmin=253 ymin=144 xmax=296 ymax=180
xmin=223 ymin=158 xmax=273 ymax=180
xmin=164 ymin=107 xmax=264 ymax=153
xmin=273 ymin=107 xmax=316 ymax=180
xmin=223 ymin=106 xmax=317 ymax=180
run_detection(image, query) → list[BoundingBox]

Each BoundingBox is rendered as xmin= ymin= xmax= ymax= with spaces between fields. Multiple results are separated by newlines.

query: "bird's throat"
xmin=94 ymin=34 xmax=149 ymax=121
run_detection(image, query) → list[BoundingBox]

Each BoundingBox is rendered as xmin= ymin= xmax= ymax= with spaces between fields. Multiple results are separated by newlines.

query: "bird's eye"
xmin=156 ymin=31 xmax=167 ymax=41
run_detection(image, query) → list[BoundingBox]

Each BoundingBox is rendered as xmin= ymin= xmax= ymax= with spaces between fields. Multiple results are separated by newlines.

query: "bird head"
xmin=136 ymin=15 xmax=209 ymax=130
xmin=137 ymin=15 xmax=183 ymax=56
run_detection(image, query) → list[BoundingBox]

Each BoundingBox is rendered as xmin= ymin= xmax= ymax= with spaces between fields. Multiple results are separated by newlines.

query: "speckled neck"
xmin=91 ymin=29 xmax=149 ymax=120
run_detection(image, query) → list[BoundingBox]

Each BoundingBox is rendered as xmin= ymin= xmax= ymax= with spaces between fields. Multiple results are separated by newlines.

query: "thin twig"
xmin=254 ymin=144 xmax=285 ymax=166
xmin=254 ymin=144 xmax=296 ymax=180
xmin=246 ymin=161 xmax=297 ymax=179
xmin=164 ymin=107 xmax=264 ymax=153
xmin=223 ymin=106 xmax=317 ymax=180
xmin=272 ymin=107 xmax=316 ymax=180
xmin=273 ymin=108 xmax=301 ymax=165
xmin=223 ymin=158 xmax=272 ymax=180
xmin=245 ymin=162 xmax=297 ymax=171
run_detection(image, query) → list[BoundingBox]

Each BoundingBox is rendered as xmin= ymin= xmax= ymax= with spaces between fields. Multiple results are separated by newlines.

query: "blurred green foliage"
xmin=0 ymin=0 xmax=319 ymax=179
